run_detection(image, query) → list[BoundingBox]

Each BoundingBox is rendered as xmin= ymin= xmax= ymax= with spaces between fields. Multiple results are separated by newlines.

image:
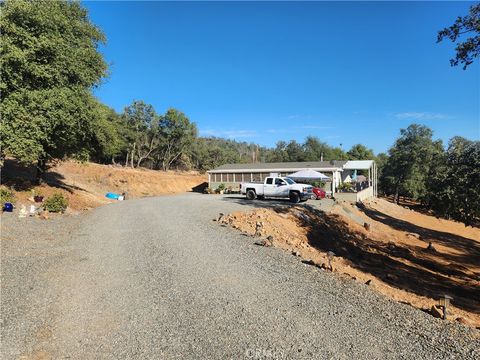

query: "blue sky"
xmin=85 ymin=1 xmax=479 ymax=154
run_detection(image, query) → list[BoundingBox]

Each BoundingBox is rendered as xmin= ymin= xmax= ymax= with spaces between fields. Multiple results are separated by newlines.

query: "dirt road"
xmin=1 ymin=194 xmax=479 ymax=359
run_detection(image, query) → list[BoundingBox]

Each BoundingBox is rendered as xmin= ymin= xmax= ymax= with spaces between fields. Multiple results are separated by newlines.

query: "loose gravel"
xmin=1 ymin=193 xmax=479 ymax=359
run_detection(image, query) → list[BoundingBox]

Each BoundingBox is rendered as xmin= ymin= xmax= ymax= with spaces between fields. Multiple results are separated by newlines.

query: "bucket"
xmin=3 ymin=203 xmax=13 ymax=212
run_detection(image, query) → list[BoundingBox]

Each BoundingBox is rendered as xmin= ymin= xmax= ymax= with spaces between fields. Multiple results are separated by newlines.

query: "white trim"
xmin=208 ymin=167 xmax=344 ymax=174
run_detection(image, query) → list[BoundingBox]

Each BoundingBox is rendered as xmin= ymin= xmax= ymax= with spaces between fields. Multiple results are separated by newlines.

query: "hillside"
xmin=2 ymin=160 xmax=207 ymax=212
xmin=219 ymin=198 xmax=480 ymax=328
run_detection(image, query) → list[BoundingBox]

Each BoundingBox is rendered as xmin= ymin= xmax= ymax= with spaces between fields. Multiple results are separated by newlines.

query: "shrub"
xmin=312 ymin=181 xmax=326 ymax=188
xmin=44 ymin=193 xmax=68 ymax=213
xmin=217 ymin=183 xmax=226 ymax=191
xmin=338 ymin=182 xmax=353 ymax=192
xmin=0 ymin=187 xmax=15 ymax=204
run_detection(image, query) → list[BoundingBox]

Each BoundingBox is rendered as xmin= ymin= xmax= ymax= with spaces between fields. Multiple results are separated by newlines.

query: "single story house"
xmin=207 ymin=160 xmax=378 ymax=201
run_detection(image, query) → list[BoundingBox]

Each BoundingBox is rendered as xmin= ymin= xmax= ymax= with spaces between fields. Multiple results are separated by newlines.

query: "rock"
xmin=266 ymin=235 xmax=273 ymax=242
xmin=455 ymin=317 xmax=471 ymax=326
xmin=426 ymin=242 xmax=437 ymax=252
xmin=217 ymin=213 xmax=225 ymax=222
xmin=302 ymin=259 xmax=316 ymax=266
xmin=430 ymin=305 xmax=443 ymax=319
xmin=254 ymin=239 xmax=271 ymax=247
xmin=39 ymin=210 xmax=50 ymax=220
xmin=365 ymin=279 xmax=372 ymax=286
xmin=363 ymin=222 xmax=370 ymax=231
xmin=407 ymin=232 xmax=421 ymax=239
xmin=385 ymin=273 xmax=398 ymax=281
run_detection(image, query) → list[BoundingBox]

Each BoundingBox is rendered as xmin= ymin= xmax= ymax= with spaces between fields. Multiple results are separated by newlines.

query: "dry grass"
xmin=2 ymin=160 xmax=207 ymax=212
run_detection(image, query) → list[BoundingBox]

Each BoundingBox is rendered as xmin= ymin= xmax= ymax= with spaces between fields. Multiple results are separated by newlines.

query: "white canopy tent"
xmin=287 ymin=169 xmax=331 ymax=181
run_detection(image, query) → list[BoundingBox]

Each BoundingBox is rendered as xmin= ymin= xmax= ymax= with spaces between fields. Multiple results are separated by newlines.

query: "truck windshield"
xmin=284 ymin=178 xmax=296 ymax=185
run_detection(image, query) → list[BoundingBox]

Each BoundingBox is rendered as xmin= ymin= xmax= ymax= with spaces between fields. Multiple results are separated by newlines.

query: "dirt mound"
xmin=220 ymin=200 xmax=480 ymax=328
xmin=2 ymin=160 xmax=207 ymax=212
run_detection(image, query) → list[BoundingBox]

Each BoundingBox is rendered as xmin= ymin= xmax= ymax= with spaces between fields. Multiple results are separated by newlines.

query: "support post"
xmin=332 ymin=171 xmax=336 ymax=197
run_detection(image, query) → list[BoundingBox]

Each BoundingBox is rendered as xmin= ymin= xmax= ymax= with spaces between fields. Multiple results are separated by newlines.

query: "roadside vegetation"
xmin=0 ymin=0 xmax=478 ymax=225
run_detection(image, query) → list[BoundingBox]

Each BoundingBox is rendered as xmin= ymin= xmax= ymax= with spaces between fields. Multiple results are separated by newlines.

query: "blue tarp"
xmin=105 ymin=192 xmax=121 ymax=200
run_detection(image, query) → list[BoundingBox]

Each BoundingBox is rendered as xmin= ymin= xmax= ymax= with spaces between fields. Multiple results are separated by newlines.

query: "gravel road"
xmin=1 ymin=193 xmax=479 ymax=359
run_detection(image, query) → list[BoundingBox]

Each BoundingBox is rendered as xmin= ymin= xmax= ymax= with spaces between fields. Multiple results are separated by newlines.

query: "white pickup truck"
xmin=240 ymin=177 xmax=313 ymax=203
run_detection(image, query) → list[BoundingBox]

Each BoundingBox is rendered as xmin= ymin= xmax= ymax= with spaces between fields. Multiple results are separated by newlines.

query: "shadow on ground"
xmin=190 ymin=182 xmax=208 ymax=193
xmin=1 ymin=159 xmax=88 ymax=193
xmin=296 ymin=207 xmax=480 ymax=313
xmin=357 ymin=203 xmax=480 ymax=268
xmin=220 ymin=194 xmax=480 ymax=314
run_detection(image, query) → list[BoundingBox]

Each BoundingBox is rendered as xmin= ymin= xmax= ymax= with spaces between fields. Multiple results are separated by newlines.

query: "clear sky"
xmin=84 ymin=1 xmax=480 ymax=154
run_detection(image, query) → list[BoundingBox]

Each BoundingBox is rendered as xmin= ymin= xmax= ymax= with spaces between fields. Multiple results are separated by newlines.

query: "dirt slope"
xmin=3 ymin=160 xmax=207 ymax=211
xmin=219 ymin=198 xmax=480 ymax=328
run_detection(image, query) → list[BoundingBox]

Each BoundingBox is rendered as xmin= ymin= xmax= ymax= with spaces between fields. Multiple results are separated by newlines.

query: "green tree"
xmin=285 ymin=140 xmax=304 ymax=162
xmin=121 ymin=101 xmax=159 ymax=168
xmin=374 ymin=152 xmax=389 ymax=194
xmin=437 ymin=3 xmax=480 ymax=69
xmin=266 ymin=141 xmax=288 ymax=162
xmin=91 ymin=103 xmax=127 ymax=164
xmin=347 ymin=144 xmax=374 ymax=160
xmin=156 ymin=108 xmax=197 ymax=171
xmin=380 ymin=124 xmax=443 ymax=203
xmin=303 ymin=136 xmax=332 ymax=161
xmin=427 ymin=137 xmax=480 ymax=225
xmin=0 ymin=0 xmax=107 ymax=177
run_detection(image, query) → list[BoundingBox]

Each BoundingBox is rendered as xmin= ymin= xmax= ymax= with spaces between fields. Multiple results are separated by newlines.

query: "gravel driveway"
xmin=1 ymin=193 xmax=479 ymax=359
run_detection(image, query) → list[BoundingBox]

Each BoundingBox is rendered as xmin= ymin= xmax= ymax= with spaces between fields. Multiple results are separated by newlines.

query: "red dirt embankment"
xmin=219 ymin=198 xmax=480 ymax=328
xmin=3 ymin=160 xmax=207 ymax=212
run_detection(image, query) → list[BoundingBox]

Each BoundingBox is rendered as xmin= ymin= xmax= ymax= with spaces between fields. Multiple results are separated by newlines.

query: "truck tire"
xmin=289 ymin=191 xmax=300 ymax=203
xmin=246 ymin=189 xmax=256 ymax=200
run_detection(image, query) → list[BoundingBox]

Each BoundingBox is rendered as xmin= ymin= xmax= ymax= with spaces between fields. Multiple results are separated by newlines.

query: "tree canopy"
xmin=426 ymin=137 xmax=480 ymax=225
xmin=0 ymin=0 xmax=107 ymax=170
xmin=380 ymin=124 xmax=443 ymax=203
xmin=437 ymin=3 xmax=480 ymax=69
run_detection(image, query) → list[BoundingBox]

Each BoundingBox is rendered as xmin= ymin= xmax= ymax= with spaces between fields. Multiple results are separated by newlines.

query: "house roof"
xmin=208 ymin=161 xmax=348 ymax=173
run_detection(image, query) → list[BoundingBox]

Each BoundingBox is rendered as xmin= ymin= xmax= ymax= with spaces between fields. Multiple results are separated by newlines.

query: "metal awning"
xmin=343 ymin=160 xmax=374 ymax=170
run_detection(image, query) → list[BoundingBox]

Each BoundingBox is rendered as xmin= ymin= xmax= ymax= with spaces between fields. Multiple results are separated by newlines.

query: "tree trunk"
xmin=394 ymin=188 xmax=399 ymax=204
xmin=36 ymin=156 xmax=48 ymax=185
xmin=137 ymin=156 xmax=145 ymax=168
xmin=131 ymin=143 xmax=135 ymax=168
xmin=125 ymin=151 xmax=129 ymax=167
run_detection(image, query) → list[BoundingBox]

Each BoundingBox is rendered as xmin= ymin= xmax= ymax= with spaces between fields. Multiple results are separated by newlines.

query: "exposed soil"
xmin=1 ymin=160 xmax=207 ymax=212
xmin=219 ymin=198 xmax=480 ymax=328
